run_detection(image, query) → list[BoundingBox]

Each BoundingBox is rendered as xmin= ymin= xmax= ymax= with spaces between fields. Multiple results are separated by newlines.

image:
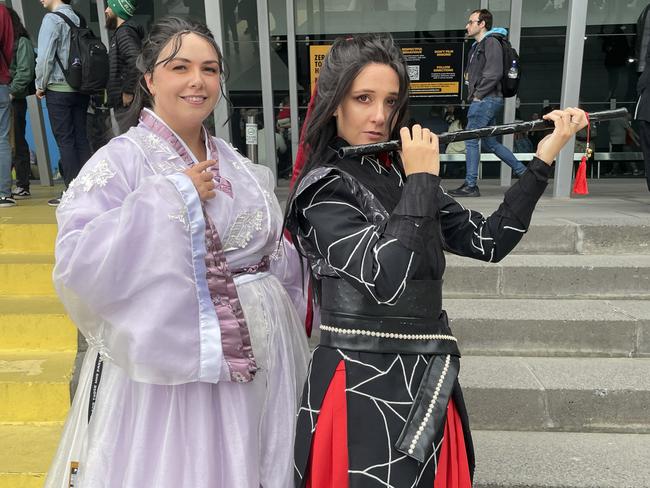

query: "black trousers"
xmin=45 ymin=90 xmax=91 ymax=187
xmin=638 ymin=120 xmax=650 ymax=191
xmin=12 ymin=98 xmax=30 ymax=189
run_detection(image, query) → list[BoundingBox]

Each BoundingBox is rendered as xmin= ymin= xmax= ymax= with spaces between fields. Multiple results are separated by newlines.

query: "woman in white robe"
xmin=45 ymin=17 xmax=310 ymax=488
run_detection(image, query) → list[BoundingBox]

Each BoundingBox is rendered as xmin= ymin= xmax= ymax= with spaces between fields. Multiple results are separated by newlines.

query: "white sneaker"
xmin=0 ymin=196 xmax=17 ymax=207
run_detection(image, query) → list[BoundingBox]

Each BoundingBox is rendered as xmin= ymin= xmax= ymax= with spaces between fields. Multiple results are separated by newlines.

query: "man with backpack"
xmin=105 ymin=0 xmax=143 ymax=132
xmin=449 ymin=8 xmax=527 ymax=198
xmin=35 ymin=0 xmax=93 ymax=206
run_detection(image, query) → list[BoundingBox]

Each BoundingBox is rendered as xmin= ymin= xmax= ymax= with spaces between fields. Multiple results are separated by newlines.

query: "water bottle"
xmin=507 ymin=60 xmax=518 ymax=79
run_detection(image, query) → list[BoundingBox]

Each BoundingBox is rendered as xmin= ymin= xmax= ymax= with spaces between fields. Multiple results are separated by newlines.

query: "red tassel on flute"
xmin=572 ymin=155 xmax=589 ymax=195
xmin=572 ymin=112 xmax=590 ymax=195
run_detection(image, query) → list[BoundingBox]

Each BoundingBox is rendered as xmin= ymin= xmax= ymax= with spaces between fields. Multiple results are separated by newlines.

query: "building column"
xmin=286 ymin=0 xmax=299 ymax=161
xmin=205 ymin=1 xmax=232 ymax=142
xmin=554 ymin=0 xmax=588 ymax=198
xmin=499 ymin=0 xmax=522 ymax=187
xmin=256 ymin=0 xmax=277 ymax=180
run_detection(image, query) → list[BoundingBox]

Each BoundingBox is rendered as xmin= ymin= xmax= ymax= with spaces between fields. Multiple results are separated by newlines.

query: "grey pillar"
xmin=499 ymin=0 xmax=522 ymax=187
xmin=96 ymin=0 xmax=120 ymax=137
xmin=554 ymin=0 xmax=587 ymax=198
xmin=286 ymin=0 xmax=300 ymax=160
xmin=11 ymin=0 xmax=24 ymax=20
xmin=257 ymin=0 xmax=277 ymax=179
xmin=96 ymin=0 xmax=110 ymax=48
xmin=26 ymin=96 xmax=53 ymax=186
xmin=205 ymin=1 xmax=232 ymax=142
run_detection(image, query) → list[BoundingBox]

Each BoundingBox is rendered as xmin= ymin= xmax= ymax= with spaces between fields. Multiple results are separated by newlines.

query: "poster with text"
xmin=310 ymin=45 xmax=332 ymax=94
xmin=400 ymin=43 xmax=463 ymax=98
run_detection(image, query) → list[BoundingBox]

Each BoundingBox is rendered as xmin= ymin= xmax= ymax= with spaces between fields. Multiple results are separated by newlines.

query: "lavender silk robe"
xmin=45 ymin=110 xmax=310 ymax=488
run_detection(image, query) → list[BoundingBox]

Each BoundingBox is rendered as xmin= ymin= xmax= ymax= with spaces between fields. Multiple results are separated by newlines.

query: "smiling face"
xmin=144 ymin=33 xmax=221 ymax=135
xmin=334 ymin=63 xmax=399 ymax=146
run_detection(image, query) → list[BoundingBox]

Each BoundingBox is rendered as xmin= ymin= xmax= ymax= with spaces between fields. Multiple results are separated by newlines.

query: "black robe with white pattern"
xmin=288 ymin=141 xmax=552 ymax=488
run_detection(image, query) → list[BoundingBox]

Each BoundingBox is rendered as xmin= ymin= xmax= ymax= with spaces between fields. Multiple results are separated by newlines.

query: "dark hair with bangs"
xmin=120 ymin=16 xmax=227 ymax=131
xmin=287 ymin=33 xmax=410 ymax=205
xmin=280 ymin=34 xmax=411 ymax=302
xmin=471 ymin=9 xmax=493 ymax=30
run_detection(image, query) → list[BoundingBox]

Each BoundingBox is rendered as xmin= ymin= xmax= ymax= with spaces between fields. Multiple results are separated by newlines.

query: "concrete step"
xmin=0 ymin=422 xmax=63 ymax=488
xmin=0 ymin=224 xmax=57 ymax=254
xmin=0 ymin=352 xmax=73 ymax=422
xmin=472 ymin=430 xmax=650 ymax=488
xmin=444 ymin=254 xmax=650 ymax=299
xmin=446 ymin=298 xmax=650 ymax=357
xmin=0 ymin=254 xmax=55 ymax=296
xmin=460 ymin=356 xmax=650 ymax=433
xmin=0 ymin=297 xmax=76 ymax=352
xmin=514 ymin=223 xmax=650 ymax=255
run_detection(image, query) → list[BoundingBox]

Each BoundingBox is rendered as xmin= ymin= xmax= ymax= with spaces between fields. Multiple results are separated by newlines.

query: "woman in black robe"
xmin=285 ymin=34 xmax=587 ymax=488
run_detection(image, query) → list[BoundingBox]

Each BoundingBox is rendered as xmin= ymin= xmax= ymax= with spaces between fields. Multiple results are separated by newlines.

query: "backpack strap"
xmin=50 ymin=11 xmax=78 ymax=30
xmin=49 ymin=11 xmax=80 ymax=77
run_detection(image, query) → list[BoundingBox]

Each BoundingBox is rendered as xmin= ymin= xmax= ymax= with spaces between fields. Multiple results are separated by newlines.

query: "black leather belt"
xmin=318 ymin=278 xmax=461 ymax=463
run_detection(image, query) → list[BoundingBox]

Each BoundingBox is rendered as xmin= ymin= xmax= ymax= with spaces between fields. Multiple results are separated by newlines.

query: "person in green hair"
xmin=105 ymin=0 xmax=144 ymax=132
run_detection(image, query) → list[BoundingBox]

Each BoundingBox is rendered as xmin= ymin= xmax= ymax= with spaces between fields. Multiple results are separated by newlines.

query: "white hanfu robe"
xmin=44 ymin=109 xmax=310 ymax=488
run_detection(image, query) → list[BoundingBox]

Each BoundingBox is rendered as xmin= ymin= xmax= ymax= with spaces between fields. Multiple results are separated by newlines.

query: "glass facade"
xmin=9 ymin=0 xmax=649 ymax=190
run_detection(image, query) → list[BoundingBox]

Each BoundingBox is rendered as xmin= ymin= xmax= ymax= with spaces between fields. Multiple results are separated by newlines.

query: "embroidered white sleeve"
xmin=59 ymin=159 xmax=117 ymax=210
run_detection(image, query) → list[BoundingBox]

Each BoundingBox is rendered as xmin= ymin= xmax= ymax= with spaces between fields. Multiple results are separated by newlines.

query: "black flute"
xmin=338 ymin=108 xmax=628 ymax=159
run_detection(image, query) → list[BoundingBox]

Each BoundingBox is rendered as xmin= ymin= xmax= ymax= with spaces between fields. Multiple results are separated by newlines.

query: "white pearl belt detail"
xmin=408 ymin=354 xmax=451 ymax=455
xmin=320 ymin=324 xmax=457 ymax=342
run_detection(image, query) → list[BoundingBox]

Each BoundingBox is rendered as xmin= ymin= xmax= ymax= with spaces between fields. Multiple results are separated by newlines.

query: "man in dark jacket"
xmin=636 ymin=32 xmax=650 ymax=192
xmin=105 ymin=0 xmax=143 ymax=132
xmin=449 ymin=9 xmax=527 ymax=197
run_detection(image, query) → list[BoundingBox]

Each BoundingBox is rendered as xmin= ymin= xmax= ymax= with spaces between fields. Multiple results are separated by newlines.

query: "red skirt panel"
xmin=306 ymin=360 xmax=470 ymax=488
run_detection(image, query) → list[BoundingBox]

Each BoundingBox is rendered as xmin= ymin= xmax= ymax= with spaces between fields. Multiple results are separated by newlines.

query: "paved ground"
xmin=277 ymin=176 xmax=650 ymax=225
xmin=5 ymin=177 xmax=649 ymax=227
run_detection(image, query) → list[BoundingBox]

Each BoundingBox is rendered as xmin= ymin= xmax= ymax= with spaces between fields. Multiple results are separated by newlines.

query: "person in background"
xmin=106 ymin=0 xmax=144 ymax=133
xmin=605 ymin=112 xmax=641 ymax=176
xmin=285 ymin=33 xmax=588 ymax=487
xmin=0 ymin=4 xmax=13 ymax=208
xmin=7 ymin=7 xmax=34 ymax=200
xmin=35 ymin=0 xmax=91 ymax=207
xmin=44 ymin=17 xmax=309 ymax=488
xmin=449 ymin=8 xmax=527 ymax=197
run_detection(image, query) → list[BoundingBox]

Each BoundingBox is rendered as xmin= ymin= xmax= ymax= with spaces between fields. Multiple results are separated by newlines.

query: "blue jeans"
xmin=464 ymin=96 xmax=527 ymax=187
xmin=0 ymin=85 xmax=12 ymax=198
xmin=45 ymin=90 xmax=91 ymax=187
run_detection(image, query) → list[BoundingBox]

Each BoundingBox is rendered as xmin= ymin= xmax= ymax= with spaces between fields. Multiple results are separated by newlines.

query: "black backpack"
xmin=492 ymin=33 xmax=521 ymax=98
xmin=51 ymin=11 xmax=109 ymax=94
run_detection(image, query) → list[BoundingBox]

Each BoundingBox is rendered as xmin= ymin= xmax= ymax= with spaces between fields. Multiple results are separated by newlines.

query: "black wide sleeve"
xmin=439 ymin=157 xmax=552 ymax=262
xmin=295 ymin=170 xmax=441 ymax=304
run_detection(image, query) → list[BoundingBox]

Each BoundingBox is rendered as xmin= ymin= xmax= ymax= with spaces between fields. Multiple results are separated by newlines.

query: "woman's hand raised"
xmin=184 ymin=160 xmax=217 ymax=201
xmin=399 ymin=124 xmax=440 ymax=177
xmin=535 ymin=108 xmax=588 ymax=165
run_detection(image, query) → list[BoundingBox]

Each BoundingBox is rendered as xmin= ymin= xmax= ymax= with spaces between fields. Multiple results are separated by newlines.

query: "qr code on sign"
xmin=408 ymin=65 xmax=420 ymax=81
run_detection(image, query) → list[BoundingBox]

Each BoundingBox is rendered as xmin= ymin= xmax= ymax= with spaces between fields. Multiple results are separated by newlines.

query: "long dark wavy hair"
xmin=280 ymin=34 xmax=411 ymax=306
xmin=119 ymin=16 xmax=228 ymax=131
xmin=283 ymin=33 xmax=410 ymax=233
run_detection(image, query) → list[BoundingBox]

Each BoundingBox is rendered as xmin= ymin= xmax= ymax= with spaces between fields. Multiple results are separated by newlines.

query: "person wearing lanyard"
xmin=44 ymin=16 xmax=310 ymax=488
